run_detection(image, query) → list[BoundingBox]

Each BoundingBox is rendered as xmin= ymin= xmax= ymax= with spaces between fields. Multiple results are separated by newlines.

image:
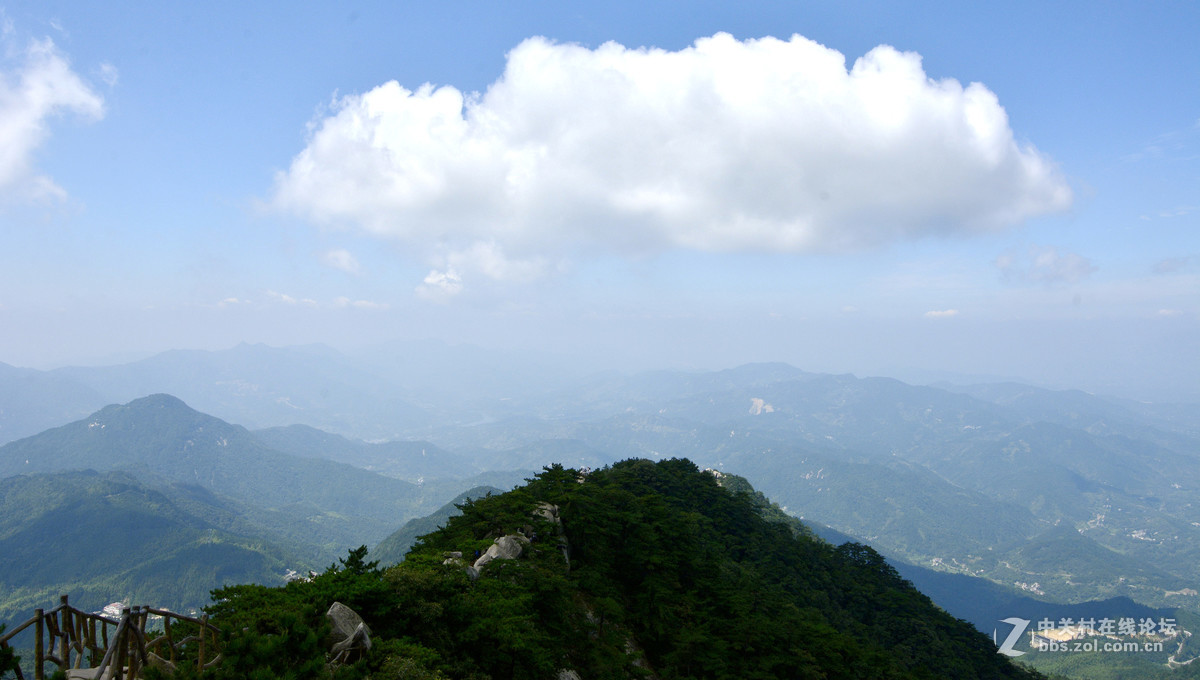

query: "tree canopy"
xmin=185 ymin=458 xmax=1043 ymax=680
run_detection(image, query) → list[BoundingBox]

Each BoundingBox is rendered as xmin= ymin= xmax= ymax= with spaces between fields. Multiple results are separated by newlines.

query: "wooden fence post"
xmin=33 ymin=609 xmax=44 ymax=680
xmin=116 ymin=607 xmax=131 ymax=680
xmin=58 ymin=595 xmax=70 ymax=670
xmin=88 ymin=616 xmax=98 ymax=667
xmin=127 ymin=607 xmax=140 ymax=680
xmin=74 ymin=606 xmax=85 ymax=669
xmin=198 ymin=614 xmax=208 ymax=673
xmin=163 ymin=615 xmax=175 ymax=665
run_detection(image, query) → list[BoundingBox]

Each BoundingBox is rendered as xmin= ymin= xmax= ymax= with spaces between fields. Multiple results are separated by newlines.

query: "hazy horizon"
xmin=3 ymin=333 xmax=1193 ymax=406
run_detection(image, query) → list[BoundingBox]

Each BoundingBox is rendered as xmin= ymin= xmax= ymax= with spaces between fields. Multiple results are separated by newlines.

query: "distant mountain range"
xmin=2 ymin=341 xmax=1199 ymax=644
xmin=0 ymin=361 xmax=109 ymax=444
xmin=0 ymin=394 xmax=438 ymax=546
xmin=416 ymin=365 xmax=1200 ymax=608
xmin=251 ymin=423 xmax=466 ymax=484
xmin=0 ymin=341 xmax=596 ymax=444
xmin=0 ymin=393 xmax=527 ymax=621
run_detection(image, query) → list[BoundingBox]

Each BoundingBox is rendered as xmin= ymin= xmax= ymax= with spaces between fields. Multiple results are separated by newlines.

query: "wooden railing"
xmin=0 ymin=595 xmax=221 ymax=680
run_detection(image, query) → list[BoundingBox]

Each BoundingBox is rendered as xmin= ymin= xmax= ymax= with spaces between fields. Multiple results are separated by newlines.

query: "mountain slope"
xmin=204 ymin=458 xmax=1043 ymax=679
xmin=371 ymin=484 xmax=502 ymax=566
xmin=0 ymin=394 xmax=443 ymax=551
xmin=0 ymin=470 xmax=291 ymax=623
xmin=805 ymin=520 xmax=1177 ymax=640
xmin=251 ymin=423 xmax=470 ymax=483
xmin=419 ymin=364 xmax=1200 ymax=607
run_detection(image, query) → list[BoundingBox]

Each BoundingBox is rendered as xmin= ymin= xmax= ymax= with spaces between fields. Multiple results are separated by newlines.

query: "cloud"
xmin=322 ymin=248 xmax=362 ymax=274
xmin=1153 ymin=256 xmax=1191 ymax=274
xmin=415 ymin=269 xmax=463 ymax=303
xmin=265 ymin=290 xmax=297 ymax=305
xmin=996 ymin=246 xmax=1096 ymax=285
xmin=924 ymin=309 xmax=959 ymax=318
xmin=257 ymin=291 xmax=387 ymax=310
xmin=263 ymin=290 xmax=316 ymax=306
xmin=443 ymin=241 xmax=547 ymax=283
xmin=273 ymin=32 xmax=1071 ymax=267
xmin=407 ymin=243 xmax=548 ymax=299
xmin=97 ymin=62 xmax=118 ymax=87
xmin=1126 ymin=122 xmax=1200 ymax=163
xmin=1157 ymin=206 xmax=1197 ymax=218
xmin=333 ymin=296 xmax=388 ymax=310
xmin=1157 ymin=309 xmax=1183 ymax=317
xmin=0 ymin=35 xmax=105 ymax=201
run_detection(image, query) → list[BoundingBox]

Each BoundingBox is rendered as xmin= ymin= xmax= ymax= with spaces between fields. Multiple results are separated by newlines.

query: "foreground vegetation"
xmin=138 ymin=458 xmax=1040 ymax=680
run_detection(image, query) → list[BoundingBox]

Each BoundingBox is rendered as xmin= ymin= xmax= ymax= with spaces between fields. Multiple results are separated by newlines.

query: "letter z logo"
xmin=994 ymin=617 xmax=1030 ymax=657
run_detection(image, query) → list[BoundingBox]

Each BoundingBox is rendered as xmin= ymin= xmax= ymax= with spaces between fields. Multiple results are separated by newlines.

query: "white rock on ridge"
xmin=473 ymin=534 xmax=529 ymax=571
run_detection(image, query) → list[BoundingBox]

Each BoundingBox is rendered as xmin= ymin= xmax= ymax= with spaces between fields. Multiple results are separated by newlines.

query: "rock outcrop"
xmin=468 ymin=534 xmax=530 ymax=578
xmin=536 ymin=502 xmax=571 ymax=566
xmin=326 ymin=601 xmax=372 ymax=665
xmin=456 ymin=501 xmax=572 ymax=579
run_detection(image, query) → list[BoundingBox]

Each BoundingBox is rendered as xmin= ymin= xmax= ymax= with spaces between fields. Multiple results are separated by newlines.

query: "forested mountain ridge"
xmin=0 ymin=394 xmax=509 ymax=577
xmin=0 ymin=470 xmax=292 ymax=624
xmin=202 ymin=459 xmax=1043 ymax=679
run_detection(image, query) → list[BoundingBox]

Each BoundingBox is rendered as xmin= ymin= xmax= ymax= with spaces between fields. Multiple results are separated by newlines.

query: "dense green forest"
xmin=0 ymin=470 xmax=292 ymax=624
xmin=143 ymin=458 xmax=1041 ymax=680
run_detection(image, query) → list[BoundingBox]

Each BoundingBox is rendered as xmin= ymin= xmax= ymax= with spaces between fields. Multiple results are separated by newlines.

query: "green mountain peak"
xmin=203 ymin=458 xmax=1043 ymax=679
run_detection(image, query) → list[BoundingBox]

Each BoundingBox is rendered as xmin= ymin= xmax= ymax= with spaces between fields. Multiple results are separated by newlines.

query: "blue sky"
xmin=0 ymin=1 xmax=1196 ymax=401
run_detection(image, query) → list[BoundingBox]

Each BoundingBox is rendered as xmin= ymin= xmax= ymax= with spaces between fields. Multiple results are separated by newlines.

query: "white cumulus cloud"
xmin=924 ymin=309 xmax=960 ymax=318
xmin=273 ymin=32 xmax=1071 ymax=269
xmin=0 ymin=36 xmax=105 ymax=201
xmin=442 ymin=241 xmax=547 ymax=283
